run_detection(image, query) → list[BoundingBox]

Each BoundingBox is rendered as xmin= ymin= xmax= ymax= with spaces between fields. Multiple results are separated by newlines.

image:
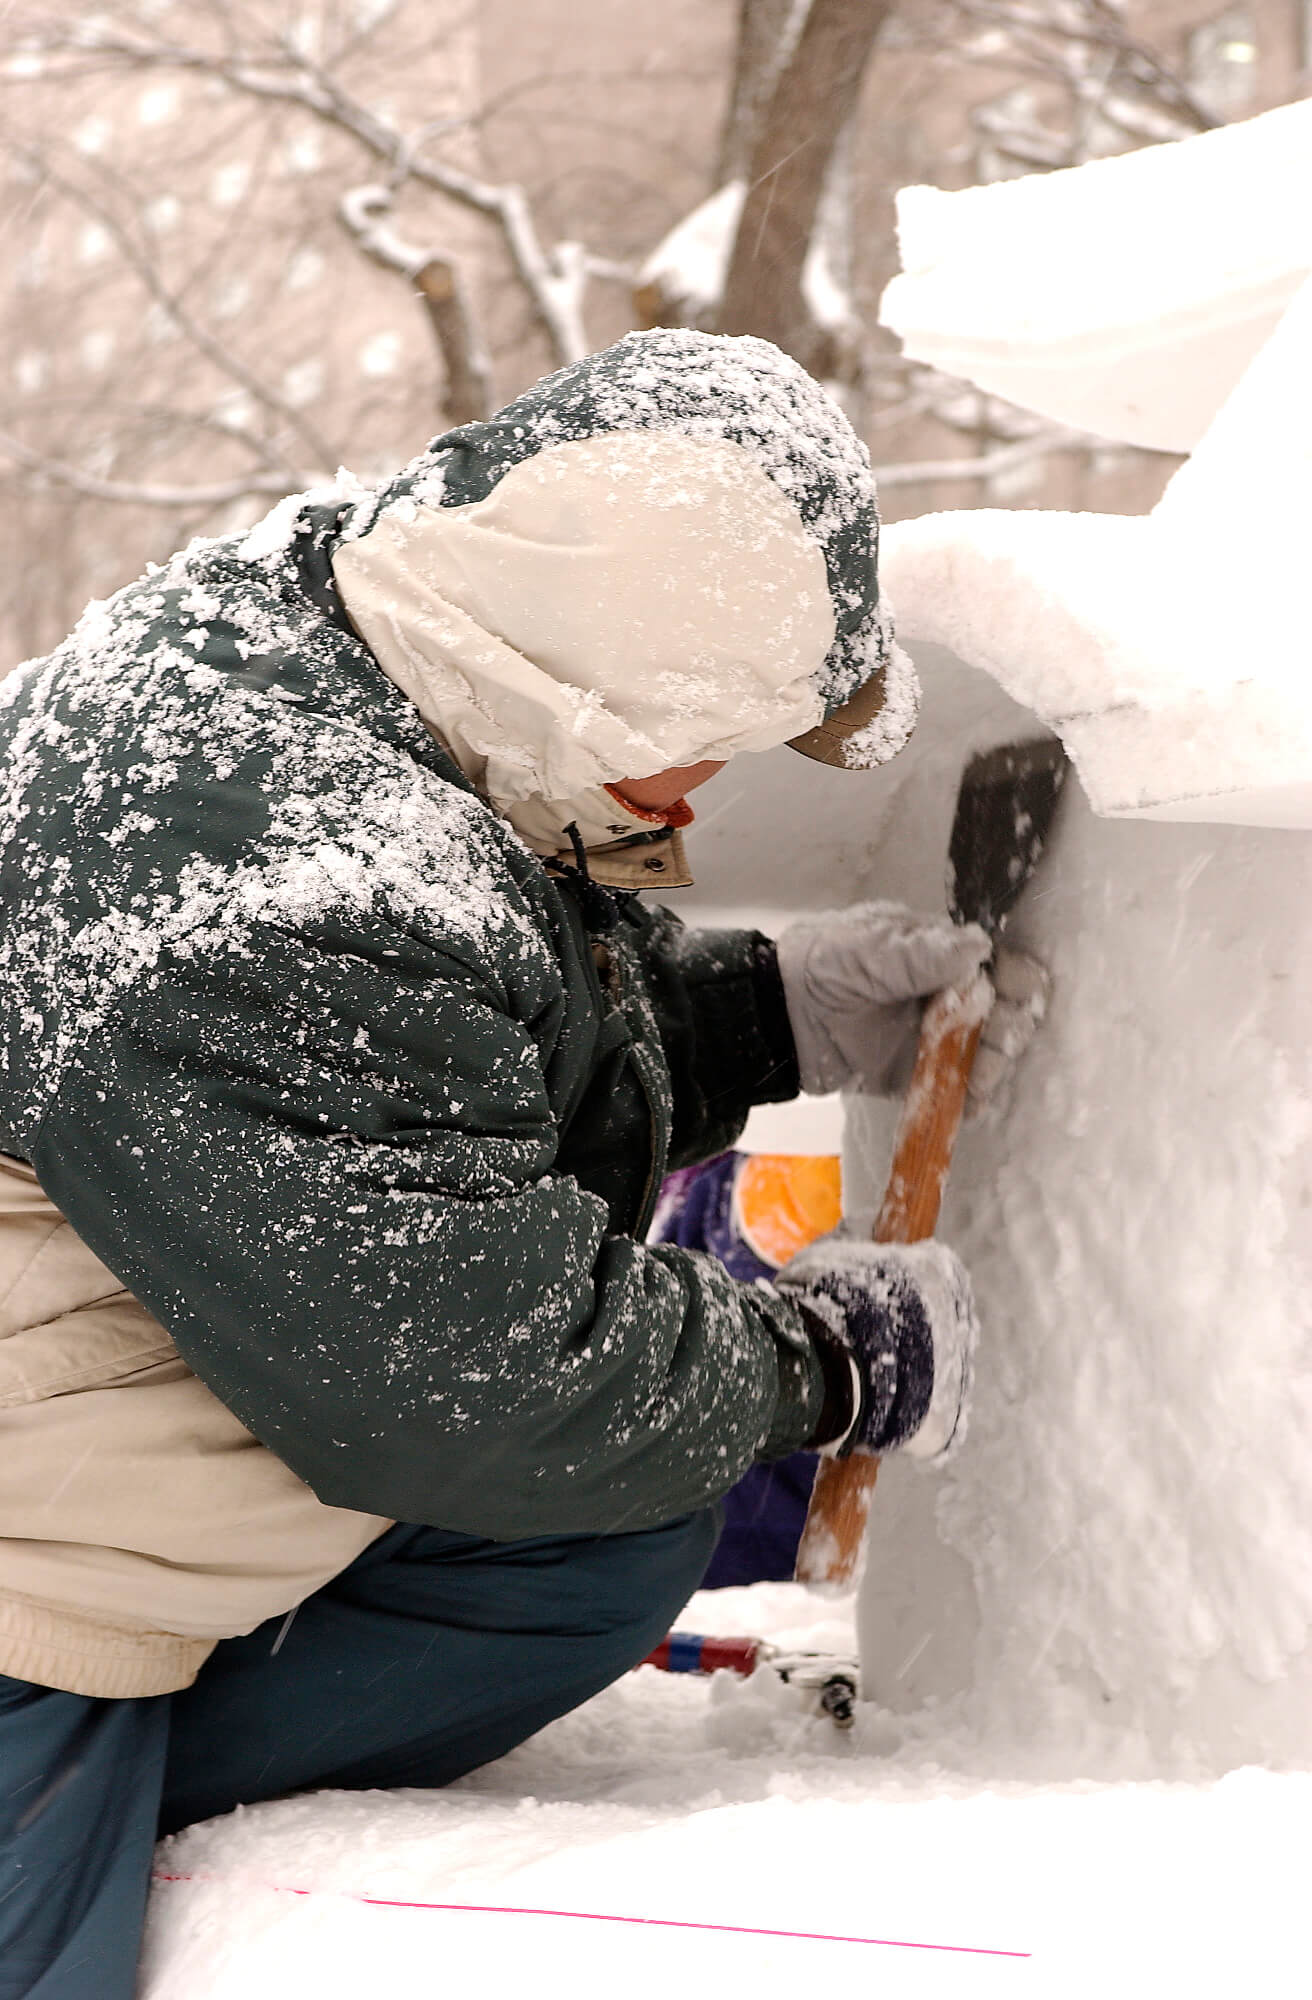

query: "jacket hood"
xmin=330 ymin=330 xmax=918 ymax=839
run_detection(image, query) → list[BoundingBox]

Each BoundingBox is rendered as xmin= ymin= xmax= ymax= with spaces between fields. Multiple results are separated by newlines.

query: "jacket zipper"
xmin=628 ymin=1040 xmax=670 ymax=1241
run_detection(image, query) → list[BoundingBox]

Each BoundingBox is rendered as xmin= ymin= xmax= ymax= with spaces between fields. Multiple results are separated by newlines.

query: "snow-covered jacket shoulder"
xmin=0 ymin=504 xmax=820 ymax=1589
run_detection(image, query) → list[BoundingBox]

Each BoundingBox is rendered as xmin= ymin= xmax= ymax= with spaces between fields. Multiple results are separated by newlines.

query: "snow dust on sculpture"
xmin=840 ymin=99 xmax=1312 ymax=1775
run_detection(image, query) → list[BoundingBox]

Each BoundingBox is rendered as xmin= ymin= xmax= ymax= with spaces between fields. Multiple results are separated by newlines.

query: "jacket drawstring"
xmin=548 ymin=822 xmax=622 ymax=933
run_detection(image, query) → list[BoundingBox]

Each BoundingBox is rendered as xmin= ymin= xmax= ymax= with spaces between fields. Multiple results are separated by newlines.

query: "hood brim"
xmin=786 ymin=624 xmax=920 ymax=770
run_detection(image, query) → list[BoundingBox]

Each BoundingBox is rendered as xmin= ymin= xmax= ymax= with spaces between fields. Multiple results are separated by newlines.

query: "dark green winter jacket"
xmin=0 ymin=493 xmax=828 ymax=1543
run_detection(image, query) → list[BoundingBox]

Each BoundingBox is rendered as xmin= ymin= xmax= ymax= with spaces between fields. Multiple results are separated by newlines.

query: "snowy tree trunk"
xmin=716 ymin=0 xmax=889 ymax=373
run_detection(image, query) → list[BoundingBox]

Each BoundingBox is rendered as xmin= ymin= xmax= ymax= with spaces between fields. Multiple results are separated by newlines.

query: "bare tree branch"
xmin=16 ymin=17 xmax=596 ymax=365
xmin=338 ymin=184 xmax=493 ymax=424
xmin=873 ymin=426 xmax=1105 ymax=488
xmin=949 ymin=0 xmax=1219 ymax=133
xmin=0 ymin=429 xmax=299 ymax=510
xmin=16 ymin=143 xmax=335 ymax=471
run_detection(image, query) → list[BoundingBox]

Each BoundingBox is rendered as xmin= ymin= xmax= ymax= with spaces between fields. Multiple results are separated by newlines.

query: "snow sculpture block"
xmin=840 ymin=645 xmax=1312 ymax=1776
xmin=834 ymin=104 xmax=1312 ymax=1775
xmin=880 ymin=99 xmax=1312 ymax=453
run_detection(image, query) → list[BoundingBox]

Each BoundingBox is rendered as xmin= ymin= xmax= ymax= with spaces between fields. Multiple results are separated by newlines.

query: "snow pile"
xmin=141 ymin=1582 xmax=1312 ymax=1998
xmin=881 ymin=98 xmax=1312 ymax=452
xmin=635 ymin=181 xmax=745 ymax=324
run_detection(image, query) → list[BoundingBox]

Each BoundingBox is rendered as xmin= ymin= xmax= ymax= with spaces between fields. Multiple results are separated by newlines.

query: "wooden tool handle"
xmin=794 ymin=976 xmax=990 ymax=1588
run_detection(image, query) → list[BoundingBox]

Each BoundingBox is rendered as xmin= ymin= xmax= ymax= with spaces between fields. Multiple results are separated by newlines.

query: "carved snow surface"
xmin=839 ymin=647 xmax=1312 ymax=1775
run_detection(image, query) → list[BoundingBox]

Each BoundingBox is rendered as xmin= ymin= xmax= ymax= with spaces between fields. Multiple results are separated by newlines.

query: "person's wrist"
xmin=749 ymin=936 xmax=803 ymax=1100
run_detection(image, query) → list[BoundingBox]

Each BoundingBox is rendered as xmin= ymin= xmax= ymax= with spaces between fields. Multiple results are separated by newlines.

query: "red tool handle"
xmin=640 ymin=1632 xmax=763 ymax=1677
xmin=793 ymin=976 xmax=990 ymax=1588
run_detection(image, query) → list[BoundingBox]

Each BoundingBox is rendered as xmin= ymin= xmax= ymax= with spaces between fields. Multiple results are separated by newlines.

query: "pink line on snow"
xmin=151 ymin=1872 xmax=1031 ymax=1959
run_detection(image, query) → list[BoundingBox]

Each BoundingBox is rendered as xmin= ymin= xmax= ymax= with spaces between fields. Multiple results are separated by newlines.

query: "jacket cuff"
xmin=748 ymin=937 xmax=802 ymax=1105
xmin=654 ymin=921 xmax=803 ymax=1172
xmin=672 ymin=926 xmax=800 ymax=1110
xmin=756 ymin=1293 xmax=830 ymax=1461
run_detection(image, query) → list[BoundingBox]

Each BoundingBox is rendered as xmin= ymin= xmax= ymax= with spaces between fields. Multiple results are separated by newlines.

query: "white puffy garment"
xmin=332 ymin=429 xmax=836 ymax=853
xmin=880 ymin=98 xmax=1312 ymax=453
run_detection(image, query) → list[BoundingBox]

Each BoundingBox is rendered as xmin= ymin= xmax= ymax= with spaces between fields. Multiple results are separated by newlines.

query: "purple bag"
xmin=651 ymin=1153 xmax=818 ymax=1587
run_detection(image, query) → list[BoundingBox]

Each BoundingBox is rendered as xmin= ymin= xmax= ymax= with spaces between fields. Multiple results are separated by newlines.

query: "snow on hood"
xmin=332 ymin=430 xmax=836 ymax=811
xmin=329 ymin=330 xmax=917 ymax=837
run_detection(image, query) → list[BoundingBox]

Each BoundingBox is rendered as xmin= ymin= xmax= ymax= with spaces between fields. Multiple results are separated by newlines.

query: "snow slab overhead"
xmin=879 ymin=98 xmax=1312 ymax=453
xmin=878 ymin=271 xmax=1312 ymax=828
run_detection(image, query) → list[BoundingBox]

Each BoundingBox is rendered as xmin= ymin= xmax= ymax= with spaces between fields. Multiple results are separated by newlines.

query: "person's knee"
xmin=324 ymin=1507 xmax=720 ymax=1674
xmin=561 ymin=1507 xmax=721 ymax=1663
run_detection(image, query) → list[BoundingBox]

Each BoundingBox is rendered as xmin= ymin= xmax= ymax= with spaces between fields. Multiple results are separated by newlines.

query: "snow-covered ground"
xmin=142 ymin=1579 xmax=1310 ymax=1997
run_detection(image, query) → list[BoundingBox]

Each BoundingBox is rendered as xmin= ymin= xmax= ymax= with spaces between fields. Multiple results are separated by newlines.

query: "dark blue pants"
xmin=0 ymin=1512 xmax=716 ymax=2000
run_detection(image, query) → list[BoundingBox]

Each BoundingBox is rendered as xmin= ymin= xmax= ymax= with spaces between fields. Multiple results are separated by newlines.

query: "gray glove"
xmin=776 ymin=901 xmax=991 ymax=1098
xmin=776 ymin=902 xmax=1050 ymax=1111
xmin=968 ymin=946 xmax=1050 ymax=1115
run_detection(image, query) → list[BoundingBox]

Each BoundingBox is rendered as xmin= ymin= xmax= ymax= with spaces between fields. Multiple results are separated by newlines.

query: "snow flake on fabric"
xmin=0 ymin=523 xmax=542 ymax=1154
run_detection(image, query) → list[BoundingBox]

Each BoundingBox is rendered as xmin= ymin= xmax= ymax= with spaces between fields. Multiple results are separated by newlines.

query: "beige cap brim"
xmin=785 ymin=664 xmax=891 ymax=769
